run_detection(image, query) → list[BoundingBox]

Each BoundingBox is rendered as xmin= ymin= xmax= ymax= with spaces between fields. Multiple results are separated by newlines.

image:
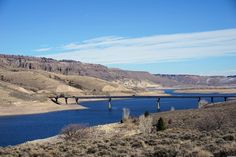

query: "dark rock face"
xmin=0 ymin=54 xmax=177 ymax=86
xmin=0 ymin=54 xmax=112 ymax=79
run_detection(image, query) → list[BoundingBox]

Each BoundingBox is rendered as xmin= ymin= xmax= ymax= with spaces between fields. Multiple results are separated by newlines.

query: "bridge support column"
xmin=157 ymin=98 xmax=160 ymax=112
xmin=197 ymin=97 xmax=201 ymax=108
xmin=108 ymin=98 xmax=112 ymax=110
xmin=65 ymin=97 xmax=68 ymax=104
xmin=211 ymin=97 xmax=214 ymax=103
xmin=55 ymin=97 xmax=58 ymax=104
xmin=75 ymin=97 xmax=79 ymax=104
xmin=224 ymin=97 xmax=227 ymax=101
xmin=198 ymin=97 xmax=201 ymax=103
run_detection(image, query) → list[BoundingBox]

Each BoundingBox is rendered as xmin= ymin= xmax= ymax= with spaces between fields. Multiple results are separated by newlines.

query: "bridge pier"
xmin=55 ymin=97 xmax=58 ymax=104
xmin=198 ymin=97 xmax=201 ymax=103
xmin=75 ymin=97 xmax=79 ymax=104
xmin=224 ymin=97 xmax=227 ymax=101
xmin=197 ymin=97 xmax=201 ymax=108
xmin=157 ymin=98 xmax=160 ymax=111
xmin=211 ymin=97 xmax=214 ymax=103
xmin=108 ymin=97 xmax=112 ymax=110
xmin=65 ymin=97 xmax=68 ymax=104
xmin=48 ymin=95 xmax=236 ymax=110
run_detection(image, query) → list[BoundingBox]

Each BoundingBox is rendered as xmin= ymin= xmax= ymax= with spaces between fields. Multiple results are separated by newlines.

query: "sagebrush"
xmin=139 ymin=115 xmax=153 ymax=134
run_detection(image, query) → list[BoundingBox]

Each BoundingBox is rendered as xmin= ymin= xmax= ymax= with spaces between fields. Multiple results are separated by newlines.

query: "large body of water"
xmin=0 ymin=90 xmax=234 ymax=146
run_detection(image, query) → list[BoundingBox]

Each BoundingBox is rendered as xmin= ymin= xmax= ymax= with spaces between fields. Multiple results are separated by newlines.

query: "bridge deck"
xmin=49 ymin=95 xmax=236 ymax=99
xmin=49 ymin=95 xmax=236 ymax=110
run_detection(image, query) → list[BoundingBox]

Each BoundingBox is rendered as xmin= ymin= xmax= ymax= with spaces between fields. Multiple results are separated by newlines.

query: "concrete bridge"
xmin=49 ymin=95 xmax=236 ymax=111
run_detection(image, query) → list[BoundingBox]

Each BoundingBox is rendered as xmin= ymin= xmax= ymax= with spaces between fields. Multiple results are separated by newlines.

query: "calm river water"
xmin=0 ymin=90 xmax=233 ymax=146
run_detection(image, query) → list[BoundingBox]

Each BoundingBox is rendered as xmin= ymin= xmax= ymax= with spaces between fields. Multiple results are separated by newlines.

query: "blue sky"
xmin=1 ymin=0 xmax=236 ymax=75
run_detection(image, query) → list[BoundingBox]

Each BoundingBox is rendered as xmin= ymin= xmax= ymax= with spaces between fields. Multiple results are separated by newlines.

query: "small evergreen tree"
xmin=156 ymin=117 xmax=166 ymax=131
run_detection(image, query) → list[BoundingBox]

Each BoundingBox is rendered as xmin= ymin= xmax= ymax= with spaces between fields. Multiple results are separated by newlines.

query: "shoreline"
xmin=0 ymin=106 xmax=87 ymax=118
xmin=0 ymin=101 xmax=87 ymax=117
xmin=1 ymin=100 xmax=236 ymax=147
xmin=174 ymin=88 xmax=236 ymax=94
xmin=4 ymin=100 xmax=236 ymax=147
xmin=1 ymin=87 xmax=235 ymax=117
xmin=4 ymin=86 xmax=236 ymax=118
xmin=6 ymin=122 xmax=120 ymax=147
xmin=1 ymin=101 xmax=235 ymax=156
xmin=0 ymin=91 xmax=169 ymax=117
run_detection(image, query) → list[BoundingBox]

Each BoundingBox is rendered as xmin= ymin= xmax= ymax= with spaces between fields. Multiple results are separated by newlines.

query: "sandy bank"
xmin=174 ymin=88 xmax=236 ymax=94
xmin=0 ymin=90 xmax=169 ymax=117
xmin=20 ymin=122 xmax=123 ymax=146
xmin=0 ymin=100 xmax=87 ymax=117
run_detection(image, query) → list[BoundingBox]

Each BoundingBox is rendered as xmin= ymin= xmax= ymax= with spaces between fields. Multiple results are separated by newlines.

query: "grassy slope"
xmin=0 ymin=68 xmax=126 ymax=116
xmin=0 ymin=101 xmax=235 ymax=156
xmin=0 ymin=68 xmax=167 ymax=116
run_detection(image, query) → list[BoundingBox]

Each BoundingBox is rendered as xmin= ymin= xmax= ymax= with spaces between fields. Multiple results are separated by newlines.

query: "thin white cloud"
xmin=61 ymin=36 xmax=126 ymax=50
xmin=43 ymin=28 xmax=236 ymax=64
xmin=34 ymin=47 xmax=52 ymax=52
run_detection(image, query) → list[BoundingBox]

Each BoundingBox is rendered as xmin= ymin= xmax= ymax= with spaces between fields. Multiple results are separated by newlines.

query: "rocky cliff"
xmin=1 ymin=54 xmax=236 ymax=88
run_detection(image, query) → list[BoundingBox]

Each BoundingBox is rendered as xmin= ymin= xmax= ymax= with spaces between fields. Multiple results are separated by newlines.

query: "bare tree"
xmin=60 ymin=124 xmax=90 ymax=141
xmin=139 ymin=115 xmax=153 ymax=134
xmin=198 ymin=99 xmax=208 ymax=109
xmin=195 ymin=112 xmax=228 ymax=131
xmin=122 ymin=108 xmax=130 ymax=122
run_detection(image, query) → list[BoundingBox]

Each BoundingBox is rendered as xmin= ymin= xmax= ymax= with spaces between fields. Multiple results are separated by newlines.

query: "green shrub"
xmin=156 ymin=117 xmax=166 ymax=131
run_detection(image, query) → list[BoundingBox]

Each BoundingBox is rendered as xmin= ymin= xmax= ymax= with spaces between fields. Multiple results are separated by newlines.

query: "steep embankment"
xmin=0 ymin=68 xmax=136 ymax=116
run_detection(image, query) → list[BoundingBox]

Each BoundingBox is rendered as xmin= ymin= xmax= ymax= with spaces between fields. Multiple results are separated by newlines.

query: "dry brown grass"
xmin=0 ymin=68 xmax=145 ymax=116
xmin=60 ymin=124 xmax=90 ymax=141
xmin=138 ymin=115 xmax=153 ymax=134
xmin=122 ymin=108 xmax=130 ymax=122
xmin=1 ymin=127 xmax=235 ymax=157
xmin=0 ymin=100 xmax=235 ymax=157
xmin=195 ymin=111 xmax=229 ymax=131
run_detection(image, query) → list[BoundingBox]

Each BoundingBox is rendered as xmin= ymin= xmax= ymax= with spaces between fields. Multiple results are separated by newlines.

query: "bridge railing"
xmin=49 ymin=95 xmax=236 ymax=111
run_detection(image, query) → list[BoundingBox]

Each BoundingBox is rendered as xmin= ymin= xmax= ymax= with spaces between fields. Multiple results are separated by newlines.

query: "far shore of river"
xmin=1 ymin=87 xmax=236 ymax=117
xmin=0 ymin=100 xmax=87 ymax=117
xmin=0 ymin=90 xmax=169 ymax=117
xmin=174 ymin=88 xmax=236 ymax=94
xmin=2 ymin=88 xmax=235 ymax=117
